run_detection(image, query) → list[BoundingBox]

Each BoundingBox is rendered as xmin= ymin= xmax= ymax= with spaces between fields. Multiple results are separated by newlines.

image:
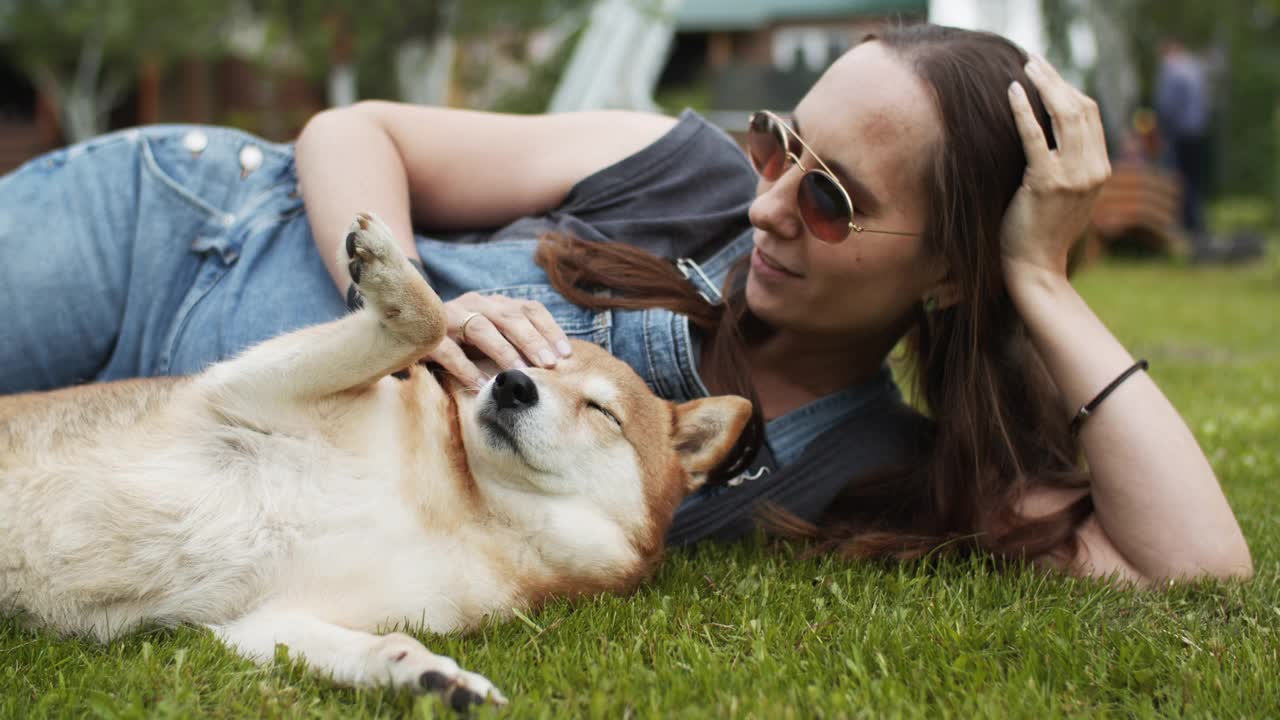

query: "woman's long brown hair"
xmin=536 ymin=24 xmax=1092 ymax=564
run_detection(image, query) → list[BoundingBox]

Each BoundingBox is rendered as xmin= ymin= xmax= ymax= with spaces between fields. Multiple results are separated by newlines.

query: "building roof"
xmin=675 ymin=0 xmax=929 ymax=31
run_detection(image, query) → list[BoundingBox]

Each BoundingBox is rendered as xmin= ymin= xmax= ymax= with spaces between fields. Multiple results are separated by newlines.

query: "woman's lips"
xmin=752 ymin=246 xmax=804 ymax=279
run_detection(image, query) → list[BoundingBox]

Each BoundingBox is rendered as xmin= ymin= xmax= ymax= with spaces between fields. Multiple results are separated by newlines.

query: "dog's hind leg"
xmin=210 ymin=608 xmax=506 ymax=709
xmin=194 ymin=212 xmax=445 ymax=413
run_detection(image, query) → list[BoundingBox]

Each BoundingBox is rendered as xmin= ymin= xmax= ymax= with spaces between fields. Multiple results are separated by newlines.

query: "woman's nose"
xmin=748 ymin=173 xmax=804 ymax=241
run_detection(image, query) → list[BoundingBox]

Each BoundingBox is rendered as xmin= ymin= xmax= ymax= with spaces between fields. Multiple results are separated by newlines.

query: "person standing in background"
xmin=1155 ymin=39 xmax=1212 ymax=244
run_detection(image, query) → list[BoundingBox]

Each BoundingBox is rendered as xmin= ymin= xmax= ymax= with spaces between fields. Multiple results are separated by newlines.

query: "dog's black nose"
xmin=493 ymin=369 xmax=538 ymax=411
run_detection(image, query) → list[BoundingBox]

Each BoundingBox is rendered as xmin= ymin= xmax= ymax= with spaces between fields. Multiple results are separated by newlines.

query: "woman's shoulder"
xmin=549 ymin=109 xmax=756 ymax=260
xmin=560 ymin=109 xmax=753 ymax=206
xmin=426 ymin=109 xmax=754 ymax=265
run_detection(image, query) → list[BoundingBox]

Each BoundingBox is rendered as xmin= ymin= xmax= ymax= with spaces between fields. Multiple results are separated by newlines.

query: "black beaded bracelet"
xmin=1070 ymin=359 xmax=1149 ymax=436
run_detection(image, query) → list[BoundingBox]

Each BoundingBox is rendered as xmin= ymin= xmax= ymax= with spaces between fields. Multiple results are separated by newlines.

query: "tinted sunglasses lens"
xmin=798 ymin=171 xmax=852 ymax=244
xmin=747 ymin=115 xmax=786 ymax=180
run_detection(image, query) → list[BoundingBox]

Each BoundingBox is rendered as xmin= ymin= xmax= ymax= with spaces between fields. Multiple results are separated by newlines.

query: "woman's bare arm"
xmin=1011 ymin=273 xmax=1252 ymax=585
xmin=292 ymin=102 xmax=676 ymax=381
xmin=1005 ymin=56 xmax=1251 ymax=585
xmin=294 ymin=102 xmax=677 ymax=292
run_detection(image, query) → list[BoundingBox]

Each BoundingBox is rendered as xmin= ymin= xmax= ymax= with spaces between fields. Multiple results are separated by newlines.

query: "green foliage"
xmin=253 ymin=0 xmax=447 ymax=98
xmin=454 ymin=0 xmax=592 ymax=35
xmin=1 ymin=0 xmax=229 ymax=74
xmin=488 ymin=26 xmax=584 ymax=114
xmin=655 ymin=84 xmax=714 ymax=114
xmin=1124 ymin=1 xmax=1280 ymax=200
xmin=0 ymin=0 xmax=594 ymax=125
xmin=254 ymin=0 xmax=592 ymax=101
xmin=0 ymin=0 xmax=235 ymax=138
xmin=1044 ymin=0 xmax=1280 ymax=202
xmin=2 ymin=247 xmax=1278 ymax=717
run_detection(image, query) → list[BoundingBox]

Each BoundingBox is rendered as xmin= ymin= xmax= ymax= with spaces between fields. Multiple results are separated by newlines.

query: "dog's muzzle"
xmin=492 ymin=370 xmax=538 ymax=412
xmin=477 ymin=370 xmax=540 ymax=455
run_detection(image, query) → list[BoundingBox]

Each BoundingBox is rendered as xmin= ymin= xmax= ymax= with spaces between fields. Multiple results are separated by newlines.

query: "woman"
xmin=0 ymin=26 xmax=1250 ymax=585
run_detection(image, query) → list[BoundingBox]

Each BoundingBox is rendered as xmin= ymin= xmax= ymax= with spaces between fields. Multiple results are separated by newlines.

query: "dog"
xmin=0 ymin=212 xmax=751 ymax=710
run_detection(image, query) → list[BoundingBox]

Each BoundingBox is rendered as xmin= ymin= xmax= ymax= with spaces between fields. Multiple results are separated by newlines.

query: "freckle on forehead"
xmin=849 ymin=98 xmax=935 ymax=189
xmin=861 ymin=109 xmax=901 ymax=144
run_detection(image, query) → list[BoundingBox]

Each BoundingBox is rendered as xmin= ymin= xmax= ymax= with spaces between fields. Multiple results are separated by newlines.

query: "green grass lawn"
xmin=4 ymin=254 xmax=1278 ymax=719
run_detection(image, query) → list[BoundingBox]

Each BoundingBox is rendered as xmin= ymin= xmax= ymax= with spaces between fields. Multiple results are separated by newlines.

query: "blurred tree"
xmin=1042 ymin=0 xmax=1140 ymax=151
xmin=256 ymin=0 xmax=591 ymax=107
xmin=489 ymin=25 xmax=584 ymax=114
xmin=0 ymin=0 xmax=229 ymax=141
xmin=0 ymin=0 xmax=594 ymax=140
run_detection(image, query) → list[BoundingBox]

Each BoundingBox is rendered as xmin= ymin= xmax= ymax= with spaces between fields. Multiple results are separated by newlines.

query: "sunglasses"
xmin=746 ymin=110 xmax=919 ymax=243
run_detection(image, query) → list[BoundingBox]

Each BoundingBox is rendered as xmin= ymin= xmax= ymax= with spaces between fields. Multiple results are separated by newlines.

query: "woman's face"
xmin=745 ymin=41 xmax=945 ymax=345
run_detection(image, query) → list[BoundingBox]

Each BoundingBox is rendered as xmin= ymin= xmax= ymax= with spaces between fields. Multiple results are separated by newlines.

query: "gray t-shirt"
xmin=430 ymin=108 xmax=756 ymax=258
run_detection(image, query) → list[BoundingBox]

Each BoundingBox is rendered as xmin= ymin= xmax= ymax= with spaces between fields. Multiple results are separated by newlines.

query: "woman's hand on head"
xmin=424 ymin=292 xmax=573 ymax=387
xmin=1002 ymin=55 xmax=1111 ymax=288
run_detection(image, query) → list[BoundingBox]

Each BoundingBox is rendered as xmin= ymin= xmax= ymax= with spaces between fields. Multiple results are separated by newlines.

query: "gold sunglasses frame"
xmin=749 ymin=110 xmax=919 ymax=240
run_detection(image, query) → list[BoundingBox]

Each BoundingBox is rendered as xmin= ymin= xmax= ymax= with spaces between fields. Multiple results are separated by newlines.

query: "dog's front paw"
xmin=371 ymin=633 xmax=508 ymax=711
xmin=342 ymin=212 xmax=404 ymax=302
xmin=341 ymin=212 xmax=445 ymax=348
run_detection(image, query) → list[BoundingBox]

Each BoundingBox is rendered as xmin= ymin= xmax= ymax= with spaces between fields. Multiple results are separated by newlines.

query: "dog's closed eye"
xmin=585 ymin=400 xmax=622 ymax=428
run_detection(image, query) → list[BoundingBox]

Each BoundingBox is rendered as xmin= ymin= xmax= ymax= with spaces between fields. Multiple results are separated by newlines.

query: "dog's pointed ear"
xmin=672 ymin=395 xmax=753 ymax=492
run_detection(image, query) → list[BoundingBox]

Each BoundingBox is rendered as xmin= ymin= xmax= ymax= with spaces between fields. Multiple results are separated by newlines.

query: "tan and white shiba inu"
xmin=0 ymin=213 xmax=751 ymax=710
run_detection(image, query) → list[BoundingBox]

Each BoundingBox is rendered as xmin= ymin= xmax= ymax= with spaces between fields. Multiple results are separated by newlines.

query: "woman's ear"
xmin=923 ymin=257 xmax=962 ymax=310
xmin=921 ymin=256 xmax=961 ymax=311
xmin=926 ymin=280 xmax=962 ymax=310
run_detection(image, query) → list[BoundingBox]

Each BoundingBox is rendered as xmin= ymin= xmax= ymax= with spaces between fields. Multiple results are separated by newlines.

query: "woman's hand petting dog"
xmin=427 ymin=292 xmax=574 ymax=386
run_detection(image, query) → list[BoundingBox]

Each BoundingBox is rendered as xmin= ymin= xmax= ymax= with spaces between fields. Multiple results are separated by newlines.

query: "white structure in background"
xmin=398 ymin=0 xmax=460 ymax=107
xmin=549 ymin=0 xmax=682 ymax=113
xmin=930 ymin=0 xmax=1135 ymax=146
xmin=772 ymin=26 xmax=854 ymax=72
xmin=329 ymin=65 xmax=358 ymax=108
xmin=227 ymin=4 xmax=360 ymax=110
xmin=928 ymin=0 xmax=1048 ymax=59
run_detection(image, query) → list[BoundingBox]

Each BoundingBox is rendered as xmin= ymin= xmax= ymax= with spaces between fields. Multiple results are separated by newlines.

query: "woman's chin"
xmin=744 ymin=274 xmax=791 ymax=328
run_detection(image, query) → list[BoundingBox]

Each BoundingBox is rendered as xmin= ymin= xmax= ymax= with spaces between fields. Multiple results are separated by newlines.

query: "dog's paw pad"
xmin=454 ymin=670 xmax=507 ymax=707
xmin=373 ymin=634 xmax=505 ymax=707
xmin=448 ymin=686 xmax=485 ymax=711
xmin=340 ymin=212 xmax=405 ymax=299
xmin=344 ymin=231 xmax=366 ymax=284
xmin=419 ymin=670 xmax=450 ymax=692
xmin=336 ymin=212 xmax=445 ymax=347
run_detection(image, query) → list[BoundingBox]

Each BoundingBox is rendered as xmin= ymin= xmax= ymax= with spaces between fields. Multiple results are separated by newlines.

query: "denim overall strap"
xmin=662 ymin=230 xmax=773 ymax=544
xmin=596 ymin=229 xmax=747 ymax=404
xmin=694 ymin=229 xmax=754 ymax=286
xmin=661 ymin=229 xmax=753 ymax=398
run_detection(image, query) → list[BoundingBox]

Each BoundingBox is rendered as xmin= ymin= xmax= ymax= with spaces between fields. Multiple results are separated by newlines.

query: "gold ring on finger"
xmin=459 ymin=312 xmax=482 ymax=345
